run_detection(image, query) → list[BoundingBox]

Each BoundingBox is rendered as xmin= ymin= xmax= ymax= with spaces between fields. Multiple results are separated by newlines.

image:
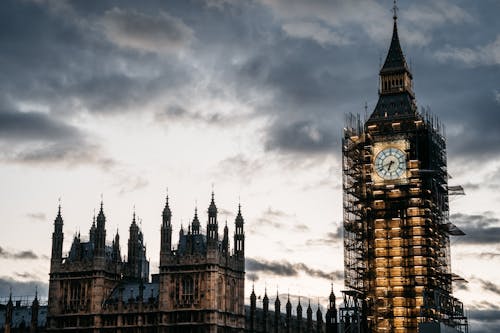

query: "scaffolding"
xmin=342 ymin=111 xmax=468 ymax=333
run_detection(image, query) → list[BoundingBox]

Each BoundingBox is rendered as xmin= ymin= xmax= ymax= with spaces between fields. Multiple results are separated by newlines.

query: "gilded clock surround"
xmin=372 ymin=140 xmax=409 ymax=184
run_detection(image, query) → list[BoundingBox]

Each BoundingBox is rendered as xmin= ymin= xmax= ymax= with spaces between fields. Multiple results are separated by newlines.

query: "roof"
xmin=177 ymin=233 xmax=207 ymax=255
xmin=0 ymin=304 xmax=47 ymax=328
xmin=380 ymin=20 xmax=410 ymax=75
xmin=106 ymin=282 xmax=159 ymax=304
xmin=367 ymin=92 xmax=418 ymax=124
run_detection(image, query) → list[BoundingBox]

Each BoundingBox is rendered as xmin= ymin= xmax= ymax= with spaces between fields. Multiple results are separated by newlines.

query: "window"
xmin=182 ymin=276 xmax=194 ymax=304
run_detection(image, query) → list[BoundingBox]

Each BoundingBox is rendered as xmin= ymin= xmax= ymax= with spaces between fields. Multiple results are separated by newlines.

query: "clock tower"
xmin=341 ymin=4 xmax=468 ymax=333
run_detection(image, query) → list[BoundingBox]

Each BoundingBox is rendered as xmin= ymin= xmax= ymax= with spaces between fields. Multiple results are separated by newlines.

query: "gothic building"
xmin=341 ymin=5 xmax=468 ymax=333
xmin=46 ymin=192 xmax=245 ymax=332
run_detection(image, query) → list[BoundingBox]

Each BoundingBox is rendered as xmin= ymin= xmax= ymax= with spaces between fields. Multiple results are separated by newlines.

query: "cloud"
xmin=215 ymin=154 xmax=264 ymax=184
xmin=250 ymin=207 xmax=294 ymax=233
xmin=435 ymin=35 xmax=500 ymax=66
xmin=0 ymin=277 xmax=48 ymax=297
xmin=0 ymin=247 xmax=39 ymax=260
xmin=282 ymin=21 xmax=350 ymax=47
xmin=0 ymin=109 xmax=113 ymax=168
xmin=266 ymin=120 xmax=338 ymax=154
xmin=306 ymin=225 xmax=342 ymax=246
xmin=478 ymin=279 xmax=500 ymax=296
xmin=27 ymin=212 xmax=46 ymax=221
xmin=102 ymin=7 xmax=193 ymax=54
xmin=246 ymin=257 xmax=343 ymax=281
xmin=450 ymin=212 xmax=500 ymax=244
xmin=156 ymin=104 xmax=253 ymax=126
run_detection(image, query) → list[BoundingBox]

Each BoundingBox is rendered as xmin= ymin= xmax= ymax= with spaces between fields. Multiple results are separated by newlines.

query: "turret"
xmin=297 ymin=298 xmax=303 ymax=333
xmin=316 ymin=303 xmax=323 ymax=333
xmin=160 ymin=194 xmax=172 ymax=257
xmin=326 ymin=285 xmax=337 ymax=333
xmin=286 ymin=294 xmax=292 ymax=333
xmin=307 ymin=301 xmax=313 ymax=333
xmin=89 ymin=214 xmax=96 ymax=245
xmin=112 ymin=230 xmax=121 ymax=263
xmin=192 ymin=208 xmax=200 ymax=235
xmin=274 ymin=292 xmax=281 ymax=333
xmin=30 ymin=288 xmax=39 ymax=333
xmin=263 ymin=289 xmax=269 ymax=333
xmin=222 ymin=221 xmax=229 ymax=254
xmin=5 ymin=291 xmax=13 ymax=333
xmin=207 ymin=191 xmax=218 ymax=249
xmin=95 ymin=201 xmax=106 ymax=257
xmin=250 ymin=285 xmax=256 ymax=332
xmin=127 ymin=212 xmax=141 ymax=279
xmin=51 ymin=203 xmax=64 ymax=266
xmin=234 ymin=204 xmax=245 ymax=258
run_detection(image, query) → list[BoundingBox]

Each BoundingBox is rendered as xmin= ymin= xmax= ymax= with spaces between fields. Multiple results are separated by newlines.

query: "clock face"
xmin=374 ymin=147 xmax=406 ymax=180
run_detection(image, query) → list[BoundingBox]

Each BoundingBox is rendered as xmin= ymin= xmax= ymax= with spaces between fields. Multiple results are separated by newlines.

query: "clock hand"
xmin=384 ymin=160 xmax=395 ymax=171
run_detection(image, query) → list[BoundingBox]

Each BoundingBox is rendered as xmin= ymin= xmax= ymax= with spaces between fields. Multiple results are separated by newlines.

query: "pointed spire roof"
xmin=235 ymin=203 xmax=244 ymax=224
xmin=192 ymin=207 xmax=200 ymax=233
xmin=250 ymin=283 xmax=256 ymax=300
xmin=163 ymin=192 xmax=172 ymax=220
xmin=208 ymin=190 xmax=217 ymax=215
xmin=55 ymin=200 xmax=63 ymax=224
xmin=329 ymin=283 xmax=336 ymax=302
xmin=380 ymin=1 xmax=410 ymax=75
xmin=97 ymin=198 xmax=105 ymax=224
xmin=307 ymin=299 xmax=312 ymax=314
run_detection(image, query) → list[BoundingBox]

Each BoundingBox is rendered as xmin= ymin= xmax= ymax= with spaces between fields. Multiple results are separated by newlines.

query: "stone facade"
xmin=46 ymin=192 xmax=245 ymax=333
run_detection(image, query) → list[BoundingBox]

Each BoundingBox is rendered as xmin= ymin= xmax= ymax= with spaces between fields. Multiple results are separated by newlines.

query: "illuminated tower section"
xmin=342 ymin=5 xmax=468 ymax=333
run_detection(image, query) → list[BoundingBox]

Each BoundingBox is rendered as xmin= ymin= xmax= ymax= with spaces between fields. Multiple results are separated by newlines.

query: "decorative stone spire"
xmin=162 ymin=192 xmax=172 ymax=222
xmin=222 ymin=220 xmax=229 ymax=253
xmin=160 ymin=192 xmax=173 ymax=259
xmin=234 ymin=203 xmax=245 ymax=258
xmin=51 ymin=201 xmax=64 ymax=262
xmin=95 ymin=198 xmax=106 ymax=257
xmin=192 ymin=207 xmax=200 ymax=235
xmin=207 ymin=191 xmax=218 ymax=247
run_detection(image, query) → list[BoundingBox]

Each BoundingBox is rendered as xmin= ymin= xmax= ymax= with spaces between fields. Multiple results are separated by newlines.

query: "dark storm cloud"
xmin=306 ymin=225 xmax=342 ymax=246
xmin=0 ymin=110 xmax=76 ymax=141
xmin=0 ymin=277 xmax=48 ymax=297
xmin=1 ymin=0 xmax=499 ymax=161
xmin=246 ymin=257 xmax=343 ymax=281
xmin=0 ymin=0 xmax=192 ymax=117
xmin=265 ymin=120 xmax=338 ymax=154
xmin=450 ymin=212 xmax=500 ymax=244
xmin=0 ymin=247 xmax=39 ymax=260
xmin=0 ymin=109 xmax=113 ymax=167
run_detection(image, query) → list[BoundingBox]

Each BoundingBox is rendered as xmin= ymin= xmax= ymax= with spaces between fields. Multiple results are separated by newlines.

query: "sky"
xmin=0 ymin=0 xmax=499 ymax=331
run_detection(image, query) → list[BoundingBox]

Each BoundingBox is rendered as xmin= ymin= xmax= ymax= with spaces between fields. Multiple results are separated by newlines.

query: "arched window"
xmin=182 ymin=276 xmax=194 ymax=304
